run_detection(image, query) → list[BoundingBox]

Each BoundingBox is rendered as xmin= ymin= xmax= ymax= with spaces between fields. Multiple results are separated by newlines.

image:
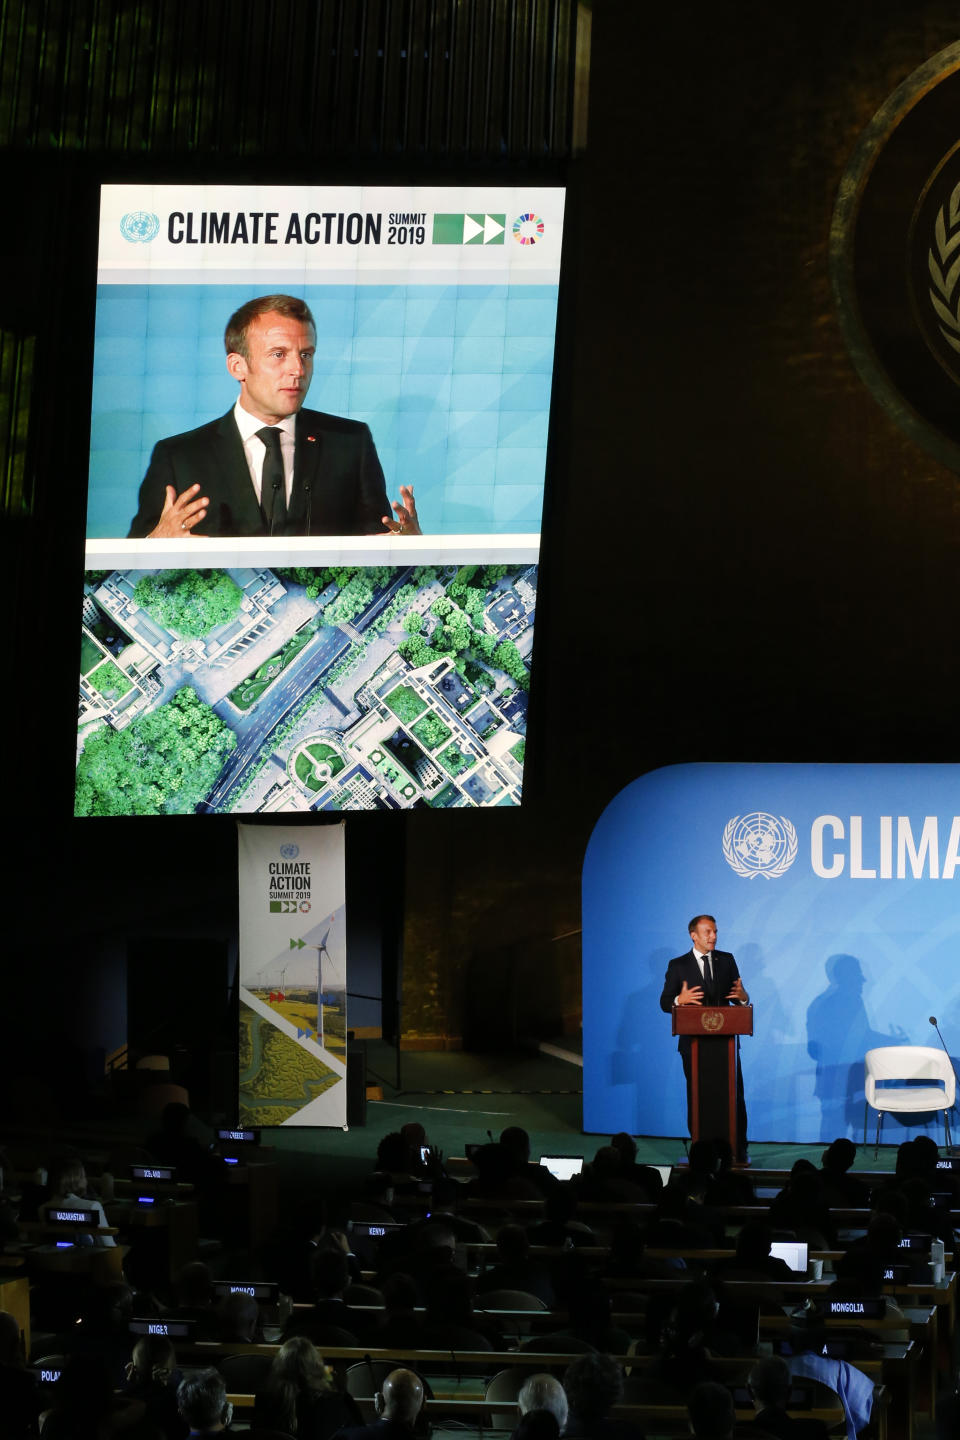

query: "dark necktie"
xmin=257 ymin=427 xmax=287 ymax=533
xmin=702 ymin=953 xmax=714 ymax=1001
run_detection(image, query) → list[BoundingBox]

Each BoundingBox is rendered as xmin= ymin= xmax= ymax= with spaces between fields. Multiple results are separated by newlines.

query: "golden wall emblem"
xmin=832 ymin=40 xmax=960 ymax=472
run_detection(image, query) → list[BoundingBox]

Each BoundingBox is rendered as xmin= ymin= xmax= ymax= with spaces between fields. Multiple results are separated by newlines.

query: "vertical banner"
xmin=237 ymin=822 xmax=347 ymax=1127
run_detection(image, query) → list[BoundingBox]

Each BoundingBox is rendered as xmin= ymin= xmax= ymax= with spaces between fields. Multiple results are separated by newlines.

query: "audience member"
xmin=40 ymin=1160 xmax=116 ymax=1247
xmin=526 ymin=1187 xmax=595 ymax=1248
xmin=217 ymin=1292 xmax=260 ymax=1343
xmin=368 ymin=1273 xmax=425 ymax=1348
xmin=563 ymin=1353 xmax=645 ymax=1440
xmin=500 ymin=1127 xmax=558 ymax=1197
xmin=42 ymin=1354 xmax=152 ymax=1440
xmin=335 ymin=1366 xmax=426 ymax=1440
xmin=170 ymin=1261 xmax=222 ymax=1341
xmin=519 ymin=1374 xmax=568 ymax=1432
xmin=418 ymin=1270 xmax=501 ymax=1350
xmin=512 ymin=1413 xmax=561 ymax=1440
xmin=687 ymin=1381 xmax=736 ymax=1440
xmin=0 ymin=1310 xmax=39 ymax=1439
xmin=767 ymin=1165 xmax=835 ymax=1249
xmin=121 ymin=1335 xmax=186 ymax=1440
xmin=818 ymin=1140 xmax=869 ymax=1207
xmin=285 ymin=1248 xmax=363 ymax=1344
xmin=712 ymin=1221 xmax=794 ymax=1282
xmin=609 ymin=1134 xmax=665 ymax=1201
xmin=177 ymin=1368 xmax=233 ymax=1434
xmin=475 ymin=1223 xmax=555 ymax=1304
xmin=576 ymin=1147 xmax=651 ymax=1204
xmin=255 ymin=1336 xmax=361 ymax=1440
xmin=748 ymin=1356 xmax=829 ymax=1440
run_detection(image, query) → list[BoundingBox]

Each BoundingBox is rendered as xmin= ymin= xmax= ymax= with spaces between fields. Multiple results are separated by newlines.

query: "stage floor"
xmin=264 ymin=1041 xmax=900 ymax=1189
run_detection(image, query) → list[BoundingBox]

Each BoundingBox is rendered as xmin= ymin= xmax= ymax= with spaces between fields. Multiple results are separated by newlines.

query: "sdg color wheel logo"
xmin=513 ymin=213 xmax=545 ymax=245
xmin=120 ymin=212 xmax=160 ymax=243
xmin=722 ymin=812 xmax=798 ymax=879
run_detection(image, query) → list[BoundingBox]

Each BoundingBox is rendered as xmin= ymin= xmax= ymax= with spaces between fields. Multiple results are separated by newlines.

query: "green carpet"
xmin=261 ymin=1045 xmax=896 ymax=1193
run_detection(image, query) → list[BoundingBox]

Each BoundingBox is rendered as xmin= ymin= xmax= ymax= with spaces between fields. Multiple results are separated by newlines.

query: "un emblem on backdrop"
xmin=832 ymin=39 xmax=960 ymax=473
xmin=722 ymin=812 xmax=798 ymax=879
xmin=120 ymin=211 xmax=159 ymax=243
xmin=279 ymin=843 xmax=299 ymax=860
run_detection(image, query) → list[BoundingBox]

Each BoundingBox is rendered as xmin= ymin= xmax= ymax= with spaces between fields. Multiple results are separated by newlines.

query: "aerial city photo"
xmin=76 ymin=561 xmax=535 ymax=815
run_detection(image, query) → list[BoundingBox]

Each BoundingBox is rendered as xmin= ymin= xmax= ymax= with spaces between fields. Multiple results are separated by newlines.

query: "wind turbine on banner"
xmin=254 ymin=957 xmax=286 ymax=1002
xmin=290 ymin=925 xmax=333 ymax=1047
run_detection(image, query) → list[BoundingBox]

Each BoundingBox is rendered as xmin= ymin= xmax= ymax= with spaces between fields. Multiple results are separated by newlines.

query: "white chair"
xmin=864 ymin=1045 xmax=956 ymax=1153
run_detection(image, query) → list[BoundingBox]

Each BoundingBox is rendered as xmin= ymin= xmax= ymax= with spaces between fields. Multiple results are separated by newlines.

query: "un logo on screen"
xmin=120 ymin=211 xmax=160 ymax=243
xmin=722 ymin=812 xmax=798 ymax=879
xmin=279 ymin=843 xmax=299 ymax=860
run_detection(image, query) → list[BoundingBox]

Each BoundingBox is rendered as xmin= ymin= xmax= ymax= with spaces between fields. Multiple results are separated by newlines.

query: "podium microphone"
xmin=929 ymin=1017 xmax=960 ymax=1144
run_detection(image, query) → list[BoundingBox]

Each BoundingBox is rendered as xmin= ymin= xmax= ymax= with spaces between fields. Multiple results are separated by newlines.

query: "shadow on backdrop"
xmin=806 ymin=953 xmax=907 ymax=1142
xmin=610 ymin=946 xmax=677 ymax=1135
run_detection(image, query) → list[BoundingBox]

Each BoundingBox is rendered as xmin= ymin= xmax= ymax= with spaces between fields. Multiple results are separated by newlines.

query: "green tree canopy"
xmin=133 ymin=570 xmax=243 ymax=638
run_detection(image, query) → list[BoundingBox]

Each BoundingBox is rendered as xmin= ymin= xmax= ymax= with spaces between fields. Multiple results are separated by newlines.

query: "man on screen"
xmin=660 ymin=914 xmax=749 ymax=1161
xmin=127 ymin=293 xmax=421 ymax=539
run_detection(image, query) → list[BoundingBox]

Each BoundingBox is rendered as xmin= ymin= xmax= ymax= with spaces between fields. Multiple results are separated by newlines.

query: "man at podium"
xmin=660 ymin=915 xmax=750 ymax=1161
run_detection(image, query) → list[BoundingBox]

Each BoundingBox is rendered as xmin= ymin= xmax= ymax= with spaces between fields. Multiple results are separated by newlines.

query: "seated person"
xmin=177 ymin=1368 xmax=233 ymax=1436
xmin=284 ymin=1248 xmax=363 ymax=1344
xmin=169 ymin=1261 xmax=222 ymax=1340
xmin=526 ymin=1187 xmax=595 ymax=1248
xmin=334 ymin=1366 xmax=426 ymax=1440
xmin=643 ymin=1178 xmax=720 ymax=1250
xmin=404 ymin=1177 xmax=490 ymax=1243
xmin=519 ymin=1375 xmax=568 ymax=1435
xmin=367 ymin=1273 xmax=425 ymax=1348
xmin=121 ymin=1335 xmax=185 ymax=1440
xmin=475 ymin=1223 xmax=555 ymax=1304
xmin=575 ymin=1146 xmax=653 ymax=1204
xmin=767 ymin=1165 xmax=835 ymax=1250
xmin=418 ymin=1270 xmax=502 ymax=1351
xmin=40 ymin=1160 xmax=115 ymax=1247
xmin=500 ymin=1127 xmax=559 ymax=1197
xmin=255 ymin=1336 xmax=361 ymax=1440
xmin=689 ymin=1138 xmax=755 ymax=1205
xmin=512 ymin=1413 xmax=561 ymax=1440
xmin=42 ymin=1355 xmax=147 ymax=1440
xmin=687 ymin=1381 xmax=738 ymax=1440
xmin=748 ymin=1357 xmax=829 ymax=1440
xmin=217 ymin=1292 xmax=260 ymax=1343
xmin=712 ymin=1220 xmax=795 ymax=1281
xmin=564 ymin=1353 xmax=646 ymax=1440
xmin=609 ymin=1133 xmax=665 ymax=1201
xmin=0 ymin=1310 xmax=40 ymax=1440
xmin=818 ymin=1139 xmax=869 ymax=1208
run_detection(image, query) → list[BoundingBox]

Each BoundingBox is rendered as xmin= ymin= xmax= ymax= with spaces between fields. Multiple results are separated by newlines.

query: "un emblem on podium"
xmin=722 ymin=812 xmax=798 ymax=879
xmin=701 ymin=1011 xmax=724 ymax=1032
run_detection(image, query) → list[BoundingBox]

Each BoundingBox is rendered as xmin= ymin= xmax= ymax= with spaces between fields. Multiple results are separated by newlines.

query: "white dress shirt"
xmin=233 ymin=399 xmax=297 ymax=506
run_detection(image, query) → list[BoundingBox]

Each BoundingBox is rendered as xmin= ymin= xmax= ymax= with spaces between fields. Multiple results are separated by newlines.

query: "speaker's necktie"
xmin=702 ymin=953 xmax=714 ymax=1002
xmin=257 ymin=427 xmax=287 ymax=533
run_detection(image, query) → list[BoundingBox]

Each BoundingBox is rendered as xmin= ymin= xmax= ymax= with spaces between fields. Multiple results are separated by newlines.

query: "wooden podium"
xmin=672 ymin=1004 xmax=753 ymax=1150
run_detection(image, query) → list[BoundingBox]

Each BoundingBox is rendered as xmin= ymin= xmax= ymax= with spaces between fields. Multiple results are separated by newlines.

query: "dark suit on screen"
xmin=660 ymin=948 xmax=748 ymax=1156
xmin=128 ymin=407 xmax=390 ymax=538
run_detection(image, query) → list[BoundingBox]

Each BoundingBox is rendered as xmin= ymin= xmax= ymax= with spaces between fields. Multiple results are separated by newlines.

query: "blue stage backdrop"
xmin=582 ymin=763 xmax=960 ymax=1144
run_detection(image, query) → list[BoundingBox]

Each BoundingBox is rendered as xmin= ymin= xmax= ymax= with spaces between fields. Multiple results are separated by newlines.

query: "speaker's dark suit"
xmin=128 ymin=407 xmax=390 ymax=538
xmin=660 ymin=948 xmax=748 ymax=1157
